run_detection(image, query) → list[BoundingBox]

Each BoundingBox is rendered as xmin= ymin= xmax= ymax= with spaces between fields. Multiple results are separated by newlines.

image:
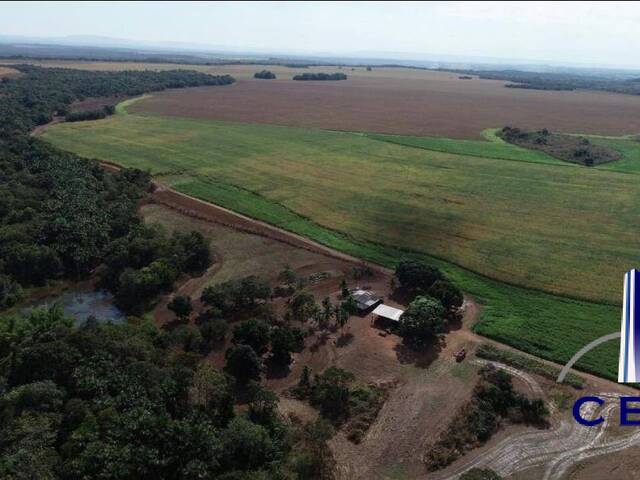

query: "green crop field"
xmin=41 ymin=101 xmax=640 ymax=380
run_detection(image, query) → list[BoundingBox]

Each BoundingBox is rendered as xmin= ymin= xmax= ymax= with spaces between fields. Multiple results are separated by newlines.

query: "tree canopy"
xmin=398 ymin=295 xmax=446 ymax=349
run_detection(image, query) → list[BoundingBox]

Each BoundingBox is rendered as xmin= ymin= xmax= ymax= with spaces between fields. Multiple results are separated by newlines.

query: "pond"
xmin=25 ymin=290 xmax=125 ymax=325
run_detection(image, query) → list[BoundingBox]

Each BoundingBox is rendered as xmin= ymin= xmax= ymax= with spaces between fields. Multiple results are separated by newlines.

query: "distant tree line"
xmin=254 ymin=70 xmax=276 ymax=79
xmin=0 ymin=64 xmax=234 ymax=134
xmin=447 ymin=68 xmax=640 ymax=95
xmin=293 ymin=72 xmax=347 ymax=81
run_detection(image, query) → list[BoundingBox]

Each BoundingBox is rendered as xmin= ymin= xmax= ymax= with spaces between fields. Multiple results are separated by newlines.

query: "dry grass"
xmin=140 ymin=203 xmax=337 ymax=292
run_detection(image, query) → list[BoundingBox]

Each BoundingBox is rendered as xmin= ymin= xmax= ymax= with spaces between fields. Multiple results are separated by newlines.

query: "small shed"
xmin=372 ymin=304 xmax=404 ymax=323
xmin=351 ymin=289 xmax=382 ymax=313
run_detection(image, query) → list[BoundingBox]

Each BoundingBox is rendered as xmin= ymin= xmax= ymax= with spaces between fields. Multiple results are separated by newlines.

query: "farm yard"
xmin=138 ymin=198 xmax=636 ymax=480
xmin=40 ymin=93 xmax=640 ymax=381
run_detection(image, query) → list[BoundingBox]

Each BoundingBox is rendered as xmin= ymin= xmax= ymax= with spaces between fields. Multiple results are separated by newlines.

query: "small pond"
xmin=24 ymin=290 xmax=125 ymax=325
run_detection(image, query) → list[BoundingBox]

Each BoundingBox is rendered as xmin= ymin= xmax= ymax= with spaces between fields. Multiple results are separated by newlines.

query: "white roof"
xmin=372 ymin=304 xmax=404 ymax=322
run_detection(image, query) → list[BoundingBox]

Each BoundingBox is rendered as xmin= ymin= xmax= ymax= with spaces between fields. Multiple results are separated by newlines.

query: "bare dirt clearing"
xmin=130 ymin=74 xmax=640 ymax=138
xmin=0 ymin=66 xmax=20 ymax=77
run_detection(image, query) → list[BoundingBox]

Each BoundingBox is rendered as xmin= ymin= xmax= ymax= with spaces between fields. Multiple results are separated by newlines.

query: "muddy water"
xmin=26 ymin=290 xmax=125 ymax=325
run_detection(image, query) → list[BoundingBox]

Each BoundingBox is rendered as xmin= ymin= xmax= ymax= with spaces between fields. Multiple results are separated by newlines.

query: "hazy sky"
xmin=2 ymin=1 xmax=640 ymax=68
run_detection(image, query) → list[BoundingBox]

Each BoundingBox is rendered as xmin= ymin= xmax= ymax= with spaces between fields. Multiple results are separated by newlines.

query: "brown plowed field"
xmin=129 ymin=72 xmax=640 ymax=138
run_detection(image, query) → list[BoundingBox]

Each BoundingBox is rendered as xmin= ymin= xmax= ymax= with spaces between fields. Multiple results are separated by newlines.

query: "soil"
xmin=129 ymin=72 xmax=640 ymax=139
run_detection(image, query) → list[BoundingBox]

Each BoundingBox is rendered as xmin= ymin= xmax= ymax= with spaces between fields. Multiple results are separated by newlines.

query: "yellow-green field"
xmin=41 ymin=101 xmax=640 ymax=379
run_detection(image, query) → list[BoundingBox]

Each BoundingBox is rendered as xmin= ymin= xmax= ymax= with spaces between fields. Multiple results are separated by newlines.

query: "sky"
xmin=2 ymin=1 xmax=640 ymax=69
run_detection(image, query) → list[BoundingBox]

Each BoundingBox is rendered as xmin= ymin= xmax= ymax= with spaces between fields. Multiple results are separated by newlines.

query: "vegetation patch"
xmin=499 ymin=126 xmax=621 ymax=166
xmin=65 ymin=105 xmax=115 ymax=122
xmin=254 ymin=70 xmax=276 ymax=79
xmin=424 ymin=365 xmax=548 ymax=471
xmin=293 ymin=72 xmax=347 ymax=81
xmin=292 ymin=366 xmax=387 ymax=444
xmin=476 ymin=344 xmax=584 ymax=389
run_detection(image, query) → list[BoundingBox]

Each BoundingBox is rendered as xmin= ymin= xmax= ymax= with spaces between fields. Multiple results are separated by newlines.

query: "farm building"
xmin=372 ymin=304 xmax=404 ymax=323
xmin=351 ymin=289 xmax=382 ymax=313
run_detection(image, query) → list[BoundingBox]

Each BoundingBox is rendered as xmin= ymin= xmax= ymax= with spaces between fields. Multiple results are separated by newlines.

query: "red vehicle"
xmin=454 ymin=348 xmax=467 ymax=362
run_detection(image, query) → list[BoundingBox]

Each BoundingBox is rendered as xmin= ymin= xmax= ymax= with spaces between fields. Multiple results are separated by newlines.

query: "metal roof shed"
xmin=352 ymin=289 xmax=382 ymax=312
xmin=372 ymin=304 xmax=404 ymax=322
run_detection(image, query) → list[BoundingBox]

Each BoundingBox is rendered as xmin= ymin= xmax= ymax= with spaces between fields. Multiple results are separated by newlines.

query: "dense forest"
xmin=0 ymin=305 xmax=328 ymax=479
xmin=292 ymin=72 xmax=347 ymax=81
xmin=0 ymin=65 xmax=235 ymax=310
xmin=0 ymin=65 xmax=338 ymax=479
xmin=0 ymin=64 xmax=234 ymax=134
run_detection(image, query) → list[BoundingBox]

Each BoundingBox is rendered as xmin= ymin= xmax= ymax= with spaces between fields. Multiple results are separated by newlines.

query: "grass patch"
xmin=367 ymin=131 xmax=565 ymax=165
xmin=476 ymin=343 xmax=584 ymax=389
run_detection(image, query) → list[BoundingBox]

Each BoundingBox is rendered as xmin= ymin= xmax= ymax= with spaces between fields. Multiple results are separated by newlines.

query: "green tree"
xmin=168 ymin=295 xmax=193 ymax=321
xmin=171 ymin=231 xmax=211 ymax=274
xmin=224 ymin=345 xmax=262 ymax=384
xmin=189 ymin=364 xmax=234 ymax=426
xmin=334 ymin=305 xmax=349 ymax=332
xmin=394 ymin=261 xmax=444 ymax=295
xmin=339 ymin=279 xmax=349 ymax=299
xmin=311 ymin=367 xmax=354 ymax=422
xmin=288 ymin=291 xmax=318 ymax=323
xmin=398 ymin=296 xmax=445 ymax=349
xmin=429 ymin=280 xmax=464 ymax=310
xmin=198 ymin=316 xmax=229 ymax=352
xmin=248 ymin=388 xmax=278 ymax=427
xmin=220 ymin=417 xmax=275 ymax=471
xmin=4 ymin=244 xmax=62 ymax=286
xmin=270 ymin=326 xmax=303 ymax=367
xmin=233 ymin=319 xmax=271 ymax=355
xmin=0 ymin=274 xmax=22 ymax=310
xmin=318 ymin=297 xmax=333 ymax=330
